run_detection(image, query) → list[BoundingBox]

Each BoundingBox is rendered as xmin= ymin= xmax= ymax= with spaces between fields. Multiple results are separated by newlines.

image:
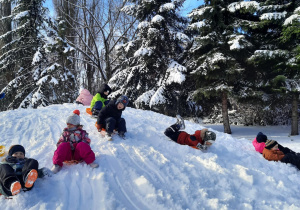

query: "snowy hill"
xmin=1 ymin=104 xmax=300 ymax=209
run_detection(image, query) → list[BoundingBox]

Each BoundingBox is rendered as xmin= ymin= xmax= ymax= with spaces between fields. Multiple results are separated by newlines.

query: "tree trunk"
xmin=291 ymin=93 xmax=299 ymax=136
xmin=222 ymin=91 xmax=232 ymax=134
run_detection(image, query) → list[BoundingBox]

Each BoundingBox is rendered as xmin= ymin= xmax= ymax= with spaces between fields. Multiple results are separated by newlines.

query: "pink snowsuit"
xmin=76 ymin=89 xmax=93 ymax=106
xmin=53 ymin=127 xmax=95 ymax=167
xmin=252 ymin=138 xmax=266 ymax=154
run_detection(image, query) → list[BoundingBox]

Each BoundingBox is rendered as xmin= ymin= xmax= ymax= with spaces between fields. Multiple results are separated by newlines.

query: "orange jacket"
xmin=177 ymin=130 xmax=204 ymax=147
xmin=262 ymin=148 xmax=285 ymax=162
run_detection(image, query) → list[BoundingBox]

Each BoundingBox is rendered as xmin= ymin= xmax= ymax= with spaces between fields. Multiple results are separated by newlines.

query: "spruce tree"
xmin=186 ymin=0 xmax=254 ymax=133
xmin=247 ymin=0 xmax=300 ymax=128
xmin=109 ymin=0 xmax=189 ymax=115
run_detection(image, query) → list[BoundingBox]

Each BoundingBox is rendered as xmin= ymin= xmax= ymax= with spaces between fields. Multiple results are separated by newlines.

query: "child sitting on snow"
xmin=75 ymin=88 xmax=93 ymax=106
xmin=164 ymin=115 xmax=216 ymax=150
xmin=95 ymin=95 xmax=129 ymax=138
xmin=262 ymin=140 xmax=300 ymax=170
xmin=253 ymin=132 xmax=295 ymax=154
xmin=0 ymin=145 xmax=51 ymax=197
xmin=90 ymin=84 xmax=112 ymax=116
xmin=51 ymin=110 xmax=99 ymax=174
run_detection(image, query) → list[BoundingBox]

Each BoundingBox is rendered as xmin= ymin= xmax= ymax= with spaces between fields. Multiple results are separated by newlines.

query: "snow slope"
xmin=1 ymin=104 xmax=300 ymax=210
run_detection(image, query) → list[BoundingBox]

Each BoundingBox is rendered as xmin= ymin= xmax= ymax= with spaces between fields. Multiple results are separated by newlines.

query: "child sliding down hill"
xmin=0 ymin=145 xmax=51 ymax=197
xmin=164 ymin=115 xmax=216 ymax=150
xmin=51 ymin=110 xmax=99 ymax=174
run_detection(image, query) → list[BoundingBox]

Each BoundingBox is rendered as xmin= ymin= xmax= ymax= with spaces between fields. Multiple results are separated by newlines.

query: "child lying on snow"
xmin=164 ymin=115 xmax=216 ymax=150
xmin=51 ymin=110 xmax=99 ymax=174
xmin=252 ymin=132 xmax=295 ymax=154
xmin=0 ymin=145 xmax=51 ymax=197
xmin=262 ymin=139 xmax=300 ymax=170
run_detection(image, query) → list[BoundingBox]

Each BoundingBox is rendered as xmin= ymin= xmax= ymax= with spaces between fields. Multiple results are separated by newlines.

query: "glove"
xmin=196 ymin=143 xmax=207 ymax=150
xmin=95 ymin=122 xmax=104 ymax=131
xmin=38 ymin=167 xmax=53 ymax=178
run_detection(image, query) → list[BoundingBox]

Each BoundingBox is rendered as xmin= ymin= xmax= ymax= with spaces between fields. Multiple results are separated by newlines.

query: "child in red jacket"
xmin=164 ymin=115 xmax=216 ymax=150
xmin=51 ymin=110 xmax=98 ymax=174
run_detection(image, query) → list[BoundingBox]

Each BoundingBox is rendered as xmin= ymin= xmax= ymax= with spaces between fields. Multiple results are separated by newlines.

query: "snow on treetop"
xmin=249 ymin=49 xmax=288 ymax=60
xmin=13 ymin=11 xmax=29 ymax=20
xmin=149 ymin=86 xmax=166 ymax=107
xmin=260 ymin=12 xmax=287 ymax=21
xmin=151 ymin=15 xmax=164 ymax=23
xmin=32 ymin=50 xmax=43 ymax=65
xmin=134 ymin=47 xmax=153 ymax=57
xmin=36 ymin=76 xmax=58 ymax=85
xmin=166 ymin=61 xmax=186 ymax=85
xmin=159 ymin=3 xmax=175 ymax=13
xmin=296 ymin=6 xmax=300 ymax=12
xmin=228 ymin=1 xmax=259 ymax=13
xmin=188 ymin=7 xmax=213 ymax=18
xmin=135 ymin=89 xmax=155 ymax=107
xmin=138 ymin=21 xmax=150 ymax=29
xmin=188 ymin=21 xmax=206 ymax=30
xmin=228 ymin=35 xmax=252 ymax=50
xmin=284 ymin=14 xmax=300 ymax=25
xmin=142 ymin=0 xmax=155 ymax=3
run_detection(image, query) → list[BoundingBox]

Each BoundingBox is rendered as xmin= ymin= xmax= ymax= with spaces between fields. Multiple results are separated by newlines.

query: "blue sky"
xmin=182 ymin=0 xmax=204 ymax=16
xmin=44 ymin=0 xmax=203 ymax=17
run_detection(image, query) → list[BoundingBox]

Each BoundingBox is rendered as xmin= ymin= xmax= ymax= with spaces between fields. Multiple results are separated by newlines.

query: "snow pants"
xmin=105 ymin=117 xmax=127 ymax=134
xmin=0 ymin=159 xmax=38 ymax=196
xmin=164 ymin=124 xmax=181 ymax=142
xmin=53 ymin=142 xmax=95 ymax=167
xmin=281 ymin=153 xmax=300 ymax=170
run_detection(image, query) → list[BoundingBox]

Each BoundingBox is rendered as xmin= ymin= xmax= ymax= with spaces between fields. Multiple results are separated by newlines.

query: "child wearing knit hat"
xmin=262 ymin=139 xmax=300 ymax=171
xmin=253 ymin=132 xmax=296 ymax=154
xmin=51 ymin=110 xmax=99 ymax=174
xmin=164 ymin=115 xmax=216 ymax=150
xmin=0 ymin=145 xmax=51 ymax=197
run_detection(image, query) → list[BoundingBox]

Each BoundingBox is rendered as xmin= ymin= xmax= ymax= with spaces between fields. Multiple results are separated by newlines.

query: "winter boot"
xmin=196 ymin=143 xmax=207 ymax=151
xmin=51 ymin=165 xmax=62 ymax=174
xmin=106 ymin=132 xmax=113 ymax=141
xmin=89 ymin=162 xmax=99 ymax=168
xmin=175 ymin=115 xmax=185 ymax=130
xmin=118 ymin=131 xmax=125 ymax=139
xmin=10 ymin=181 xmax=21 ymax=196
xmin=24 ymin=169 xmax=38 ymax=188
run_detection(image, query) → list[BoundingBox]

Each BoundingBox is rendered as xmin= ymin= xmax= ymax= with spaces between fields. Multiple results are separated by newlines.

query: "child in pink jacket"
xmin=75 ymin=89 xmax=93 ymax=106
xmin=51 ymin=110 xmax=98 ymax=173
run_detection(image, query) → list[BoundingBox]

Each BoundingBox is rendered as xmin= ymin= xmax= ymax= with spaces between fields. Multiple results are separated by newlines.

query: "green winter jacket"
xmin=90 ymin=93 xmax=108 ymax=109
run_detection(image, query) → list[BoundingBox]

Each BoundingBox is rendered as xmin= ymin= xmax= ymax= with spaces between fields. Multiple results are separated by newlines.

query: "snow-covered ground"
xmin=1 ymin=104 xmax=300 ymax=210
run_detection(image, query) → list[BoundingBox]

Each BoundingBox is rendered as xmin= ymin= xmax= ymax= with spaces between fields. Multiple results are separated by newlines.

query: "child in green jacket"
xmin=90 ymin=84 xmax=112 ymax=116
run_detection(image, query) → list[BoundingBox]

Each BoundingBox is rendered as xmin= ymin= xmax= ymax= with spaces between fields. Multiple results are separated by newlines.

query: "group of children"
xmin=2 ymin=83 xmax=299 ymax=198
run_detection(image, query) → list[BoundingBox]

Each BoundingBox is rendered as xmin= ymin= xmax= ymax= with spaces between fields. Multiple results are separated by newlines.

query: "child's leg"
xmin=53 ymin=142 xmax=73 ymax=167
xmin=92 ymin=101 xmax=103 ymax=115
xmin=0 ymin=164 xmax=20 ymax=196
xmin=164 ymin=124 xmax=181 ymax=142
xmin=21 ymin=159 xmax=38 ymax=190
xmin=281 ymin=153 xmax=300 ymax=170
xmin=105 ymin=117 xmax=116 ymax=134
xmin=116 ymin=118 xmax=127 ymax=133
xmin=73 ymin=142 xmax=95 ymax=165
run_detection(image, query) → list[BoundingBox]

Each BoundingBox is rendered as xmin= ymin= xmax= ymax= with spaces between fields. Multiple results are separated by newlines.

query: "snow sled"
xmin=63 ymin=160 xmax=83 ymax=165
xmin=0 ymin=145 xmax=5 ymax=157
xmin=86 ymin=108 xmax=93 ymax=115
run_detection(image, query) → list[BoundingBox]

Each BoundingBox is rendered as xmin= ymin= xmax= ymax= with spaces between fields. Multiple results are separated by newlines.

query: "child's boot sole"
xmin=11 ymin=181 xmax=21 ymax=196
xmin=25 ymin=169 xmax=38 ymax=188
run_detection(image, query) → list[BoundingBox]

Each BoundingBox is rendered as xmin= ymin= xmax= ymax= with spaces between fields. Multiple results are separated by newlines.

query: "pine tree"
xmin=186 ymin=0 xmax=255 ymax=133
xmin=247 ymin=0 xmax=300 ymax=129
xmin=0 ymin=0 xmax=77 ymax=109
xmin=0 ymin=0 xmax=46 ymax=109
xmin=109 ymin=0 xmax=189 ymax=115
xmin=280 ymin=3 xmax=300 ymax=135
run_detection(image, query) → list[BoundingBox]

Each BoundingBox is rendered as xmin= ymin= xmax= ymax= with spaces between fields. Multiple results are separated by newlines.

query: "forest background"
xmin=0 ymin=0 xmax=299 ymax=135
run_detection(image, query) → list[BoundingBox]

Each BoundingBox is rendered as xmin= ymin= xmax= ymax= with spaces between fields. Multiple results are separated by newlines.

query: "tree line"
xmin=0 ymin=0 xmax=299 ymax=135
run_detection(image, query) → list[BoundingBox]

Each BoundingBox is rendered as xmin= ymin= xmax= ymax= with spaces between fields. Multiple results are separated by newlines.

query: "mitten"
xmin=95 ymin=122 xmax=104 ymax=131
xmin=196 ymin=143 xmax=207 ymax=150
xmin=38 ymin=167 xmax=53 ymax=178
